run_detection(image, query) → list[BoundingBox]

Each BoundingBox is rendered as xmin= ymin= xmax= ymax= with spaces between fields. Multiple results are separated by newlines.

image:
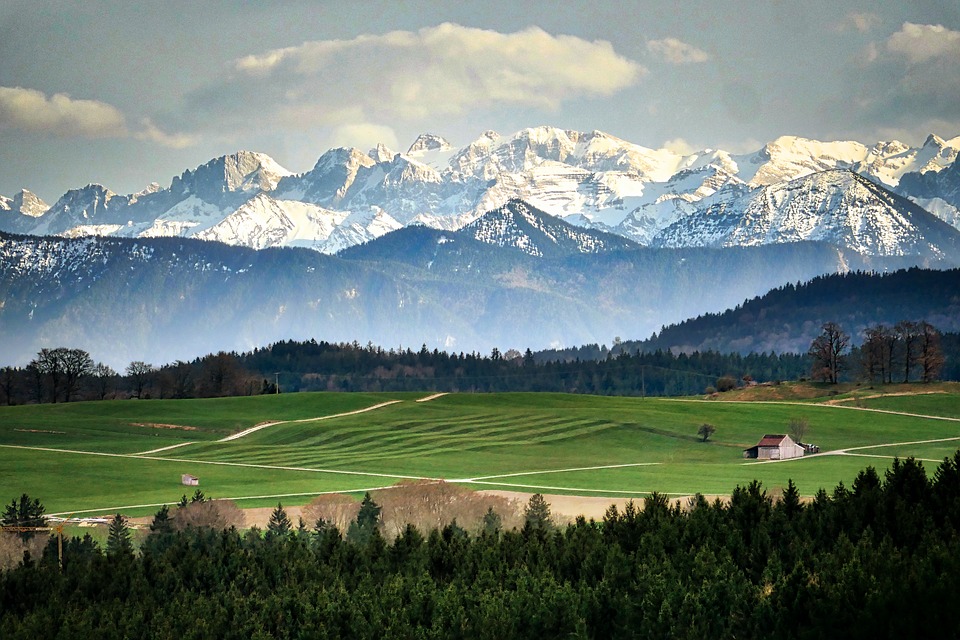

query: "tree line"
xmin=808 ymin=320 xmax=946 ymax=384
xmin=4 ymin=454 xmax=960 ymax=637
xmin=0 ymin=323 xmax=954 ymax=407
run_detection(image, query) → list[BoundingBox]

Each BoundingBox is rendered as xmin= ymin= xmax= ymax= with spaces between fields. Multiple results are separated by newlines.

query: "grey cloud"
xmin=0 ymin=86 xmax=126 ymax=138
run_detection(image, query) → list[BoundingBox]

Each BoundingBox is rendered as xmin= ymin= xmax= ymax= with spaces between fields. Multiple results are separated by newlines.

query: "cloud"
xmin=328 ymin=123 xmax=399 ymax=152
xmin=661 ymin=138 xmax=697 ymax=155
xmin=646 ymin=38 xmax=710 ymax=64
xmin=135 ymin=118 xmax=198 ymax=148
xmin=828 ymin=23 xmax=960 ymax=143
xmin=0 ymin=86 xmax=197 ymax=148
xmin=886 ymin=22 xmax=960 ymax=63
xmin=834 ymin=12 xmax=881 ymax=33
xmin=207 ymin=23 xmax=643 ymax=127
xmin=0 ymin=86 xmax=126 ymax=138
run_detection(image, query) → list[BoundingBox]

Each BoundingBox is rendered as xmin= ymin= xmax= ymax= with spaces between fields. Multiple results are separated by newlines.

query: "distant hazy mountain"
xmin=2 ymin=127 xmax=960 ymax=259
xmin=638 ymin=268 xmax=960 ymax=356
xmin=2 ymin=223 xmax=933 ymax=367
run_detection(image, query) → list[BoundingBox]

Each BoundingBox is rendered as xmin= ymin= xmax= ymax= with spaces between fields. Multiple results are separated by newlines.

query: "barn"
xmin=743 ymin=434 xmax=805 ymax=460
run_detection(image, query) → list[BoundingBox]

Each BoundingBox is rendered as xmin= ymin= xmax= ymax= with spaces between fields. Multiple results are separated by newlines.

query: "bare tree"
xmin=90 ymin=363 xmax=117 ymax=400
xmin=126 ymin=361 xmax=156 ymax=399
xmin=895 ymin=321 xmax=921 ymax=383
xmin=808 ymin=322 xmax=849 ymax=384
xmin=32 ymin=348 xmax=65 ymax=402
xmin=60 ymin=348 xmax=94 ymax=402
xmin=861 ymin=325 xmax=894 ymax=383
xmin=303 ymin=493 xmax=360 ymax=533
xmin=788 ymin=417 xmax=809 ymax=444
xmin=172 ymin=499 xmax=244 ymax=531
xmin=917 ymin=321 xmax=944 ymax=383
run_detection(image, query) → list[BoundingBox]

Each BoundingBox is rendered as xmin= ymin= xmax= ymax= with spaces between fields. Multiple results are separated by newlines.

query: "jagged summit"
xmin=653 ymin=169 xmax=960 ymax=258
xmin=407 ymin=133 xmax=451 ymax=155
xmin=3 ymin=126 xmax=960 ymax=259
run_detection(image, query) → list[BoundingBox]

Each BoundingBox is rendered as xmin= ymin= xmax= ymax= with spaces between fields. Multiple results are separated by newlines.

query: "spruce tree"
xmin=524 ymin=493 xmax=553 ymax=532
xmin=106 ymin=513 xmax=133 ymax=556
xmin=267 ymin=503 xmax=292 ymax=538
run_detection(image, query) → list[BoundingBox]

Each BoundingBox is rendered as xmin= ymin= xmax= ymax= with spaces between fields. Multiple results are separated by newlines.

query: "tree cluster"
xmin=808 ymin=320 xmax=947 ymax=384
xmin=5 ymin=455 xmax=960 ymax=637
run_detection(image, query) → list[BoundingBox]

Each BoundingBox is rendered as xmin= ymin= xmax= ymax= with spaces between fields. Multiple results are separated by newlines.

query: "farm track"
xmin=217 ymin=400 xmax=404 ymax=442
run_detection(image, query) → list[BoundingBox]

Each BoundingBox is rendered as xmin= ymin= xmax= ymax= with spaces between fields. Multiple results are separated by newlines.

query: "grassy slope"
xmin=2 ymin=389 xmax=959 ymax=515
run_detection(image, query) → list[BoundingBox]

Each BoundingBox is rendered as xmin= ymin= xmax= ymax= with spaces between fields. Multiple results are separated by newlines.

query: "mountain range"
xmin=3 ymin=126 xmax=960 ymax=367
xmin=3 ymin=127 xmax=960 ymax=259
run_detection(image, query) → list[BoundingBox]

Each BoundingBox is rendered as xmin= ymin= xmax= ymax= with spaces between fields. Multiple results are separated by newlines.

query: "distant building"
xmin=743 ymin=434 xmax=805 ymax=460
xmin=181 ymin=474 xmax=199 ymax=486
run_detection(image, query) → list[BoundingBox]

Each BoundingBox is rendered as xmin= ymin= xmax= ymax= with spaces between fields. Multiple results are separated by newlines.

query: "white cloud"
xmin=0 ymin=86 xmax=197 ymax=149
xmin=224 ymin=23 xmax=643 ymax=124
xmin=0 ymin=86 xmax=126 ymax=138
xmin=646 ymin=38 xmax=710 ymax=64
xmin=886 ymin=22 xmax=960 ymax=63
xmin=135 ymin=118 xmax=198 ymax=148
xmin=661 ymin=138 xmax=697 ymax=155
xmin=328 ymin=123 xmax=399 ymax=152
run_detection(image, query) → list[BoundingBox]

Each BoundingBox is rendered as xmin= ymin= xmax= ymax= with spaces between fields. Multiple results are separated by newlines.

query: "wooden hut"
xmin=743 ymin=434 xmax=805 ymax=460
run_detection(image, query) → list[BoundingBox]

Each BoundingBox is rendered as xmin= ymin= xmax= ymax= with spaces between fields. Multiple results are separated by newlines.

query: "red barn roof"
xmin=756 ymin=434 xmax=789 ymax=447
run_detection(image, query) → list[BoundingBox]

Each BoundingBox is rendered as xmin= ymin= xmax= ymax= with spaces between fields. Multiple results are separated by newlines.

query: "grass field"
xmin=2 ymin=387 xmax=959 ymax=517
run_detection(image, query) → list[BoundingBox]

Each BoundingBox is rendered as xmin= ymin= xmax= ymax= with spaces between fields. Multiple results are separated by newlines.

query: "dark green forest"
xmin=4 ymin=455 xmax=960 ymax=638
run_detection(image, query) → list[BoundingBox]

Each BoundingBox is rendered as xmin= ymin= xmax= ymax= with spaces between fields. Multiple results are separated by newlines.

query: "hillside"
xmin=638 ymin=268 xmax=960 ymax=355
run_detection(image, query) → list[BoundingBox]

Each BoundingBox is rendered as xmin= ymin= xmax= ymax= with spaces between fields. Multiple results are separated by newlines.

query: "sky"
xmin=1 ymin=0 xmax=959 ymax=203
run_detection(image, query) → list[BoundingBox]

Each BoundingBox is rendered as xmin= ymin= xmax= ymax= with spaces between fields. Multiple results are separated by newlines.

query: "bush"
xmin=716 ymin=376 xmax=737 ymax=392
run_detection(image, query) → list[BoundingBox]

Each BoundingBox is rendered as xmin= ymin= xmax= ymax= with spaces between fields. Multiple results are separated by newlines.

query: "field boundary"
xmin=666 ymin=398 xmax=960 ymax=423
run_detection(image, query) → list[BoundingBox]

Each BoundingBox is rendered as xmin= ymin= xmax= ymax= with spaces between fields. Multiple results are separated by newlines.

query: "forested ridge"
xmin=4 ymin=455 xmax=960 ymax=638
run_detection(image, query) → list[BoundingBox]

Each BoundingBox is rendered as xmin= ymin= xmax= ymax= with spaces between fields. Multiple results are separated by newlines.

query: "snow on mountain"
xmin=169 ymin=150 xmax=292 ymax=201
xmin=459 ymin=198 xmax=637 ymax=258
xmin=320 ymin=207 xmax=403 ymax=254
xmin=897 ymin=155 xmax=960 ymax=225
xmin=194 ymin=193 xmax=349 ymax=250
xmin=652 ymin=169 xmax=960 ymax=258
xmin=33 ymin=184 xmax=131 ymax=235
xmin=0 ymin=189 xmax=50 ymax=235
xmin=276 ymin=147 xmax=377 ymax=205
xmin=7 ymin=127 xmax=960 ymax=259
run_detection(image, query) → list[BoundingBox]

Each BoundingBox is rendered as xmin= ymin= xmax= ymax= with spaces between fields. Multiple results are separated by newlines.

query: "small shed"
xmin=743 ymin=434 xmax=805 ymax=460
xmin=181 ymin=474 xmax=199 ymax=486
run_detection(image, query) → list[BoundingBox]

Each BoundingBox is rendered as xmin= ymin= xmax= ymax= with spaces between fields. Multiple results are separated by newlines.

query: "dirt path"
xmin=218 ymin=400 xmax=403 ymax=442
xmin=416 ymin=393 xmax=448 ymax=403
xmin=134 ymin=442 xmax=195 ymax=456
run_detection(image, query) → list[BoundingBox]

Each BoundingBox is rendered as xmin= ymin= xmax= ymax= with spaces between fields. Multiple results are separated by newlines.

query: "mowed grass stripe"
xmin=178 ymin=417 xmax=624 ymax=468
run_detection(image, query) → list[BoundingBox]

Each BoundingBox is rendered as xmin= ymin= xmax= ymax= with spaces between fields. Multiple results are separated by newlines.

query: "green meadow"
xmin=1 ymin=389 xmax=959 ymax=516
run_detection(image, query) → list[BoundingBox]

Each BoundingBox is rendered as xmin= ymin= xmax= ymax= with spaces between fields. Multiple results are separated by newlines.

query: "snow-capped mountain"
xmin=651 ymin=169 xmax=960 ymax=258
xmin=897 ymin=156 xmax=960 ymax=230
xmin=460 ymin=199 xmax=637 ymax=258
xmin=2 ymin=126 xmax=960 ymax=260
xmin=0 ymin=189 xmax=50 ymax=234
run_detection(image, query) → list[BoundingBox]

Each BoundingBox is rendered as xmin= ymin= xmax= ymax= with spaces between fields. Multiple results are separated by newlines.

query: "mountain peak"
xmin=407 ymin=133 xmax=451 ymax=155
xmin=460 ymin=198 xmax=637 ymax=258
xmin=369 ymin=143 xmax=397 ymax=163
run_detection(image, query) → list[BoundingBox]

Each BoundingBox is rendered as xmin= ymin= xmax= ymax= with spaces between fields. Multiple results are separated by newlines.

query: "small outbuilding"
xmin=743 ymin=434 xmax=805 ymax=460
xmin=181 ymin=474 xmax=199 ymax=486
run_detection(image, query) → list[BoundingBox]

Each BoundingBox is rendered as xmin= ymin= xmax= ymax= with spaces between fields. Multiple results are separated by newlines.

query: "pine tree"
xmin=524 ymin=493 xmax=553 ymax=532
xmin=149 ymin=504 xmax=174 ymax=535
xmin=1 ymin=494 xmax=45 ymax=540
xmin=481 ymin=507 xmax=502 ymax=536
xmin=267 ymin=503 xmax=292 ymax=538
xmin=106 ymin=513 xmax=133 ymax=556
xmin=348 ymin=492 xmax=381 ymax=544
